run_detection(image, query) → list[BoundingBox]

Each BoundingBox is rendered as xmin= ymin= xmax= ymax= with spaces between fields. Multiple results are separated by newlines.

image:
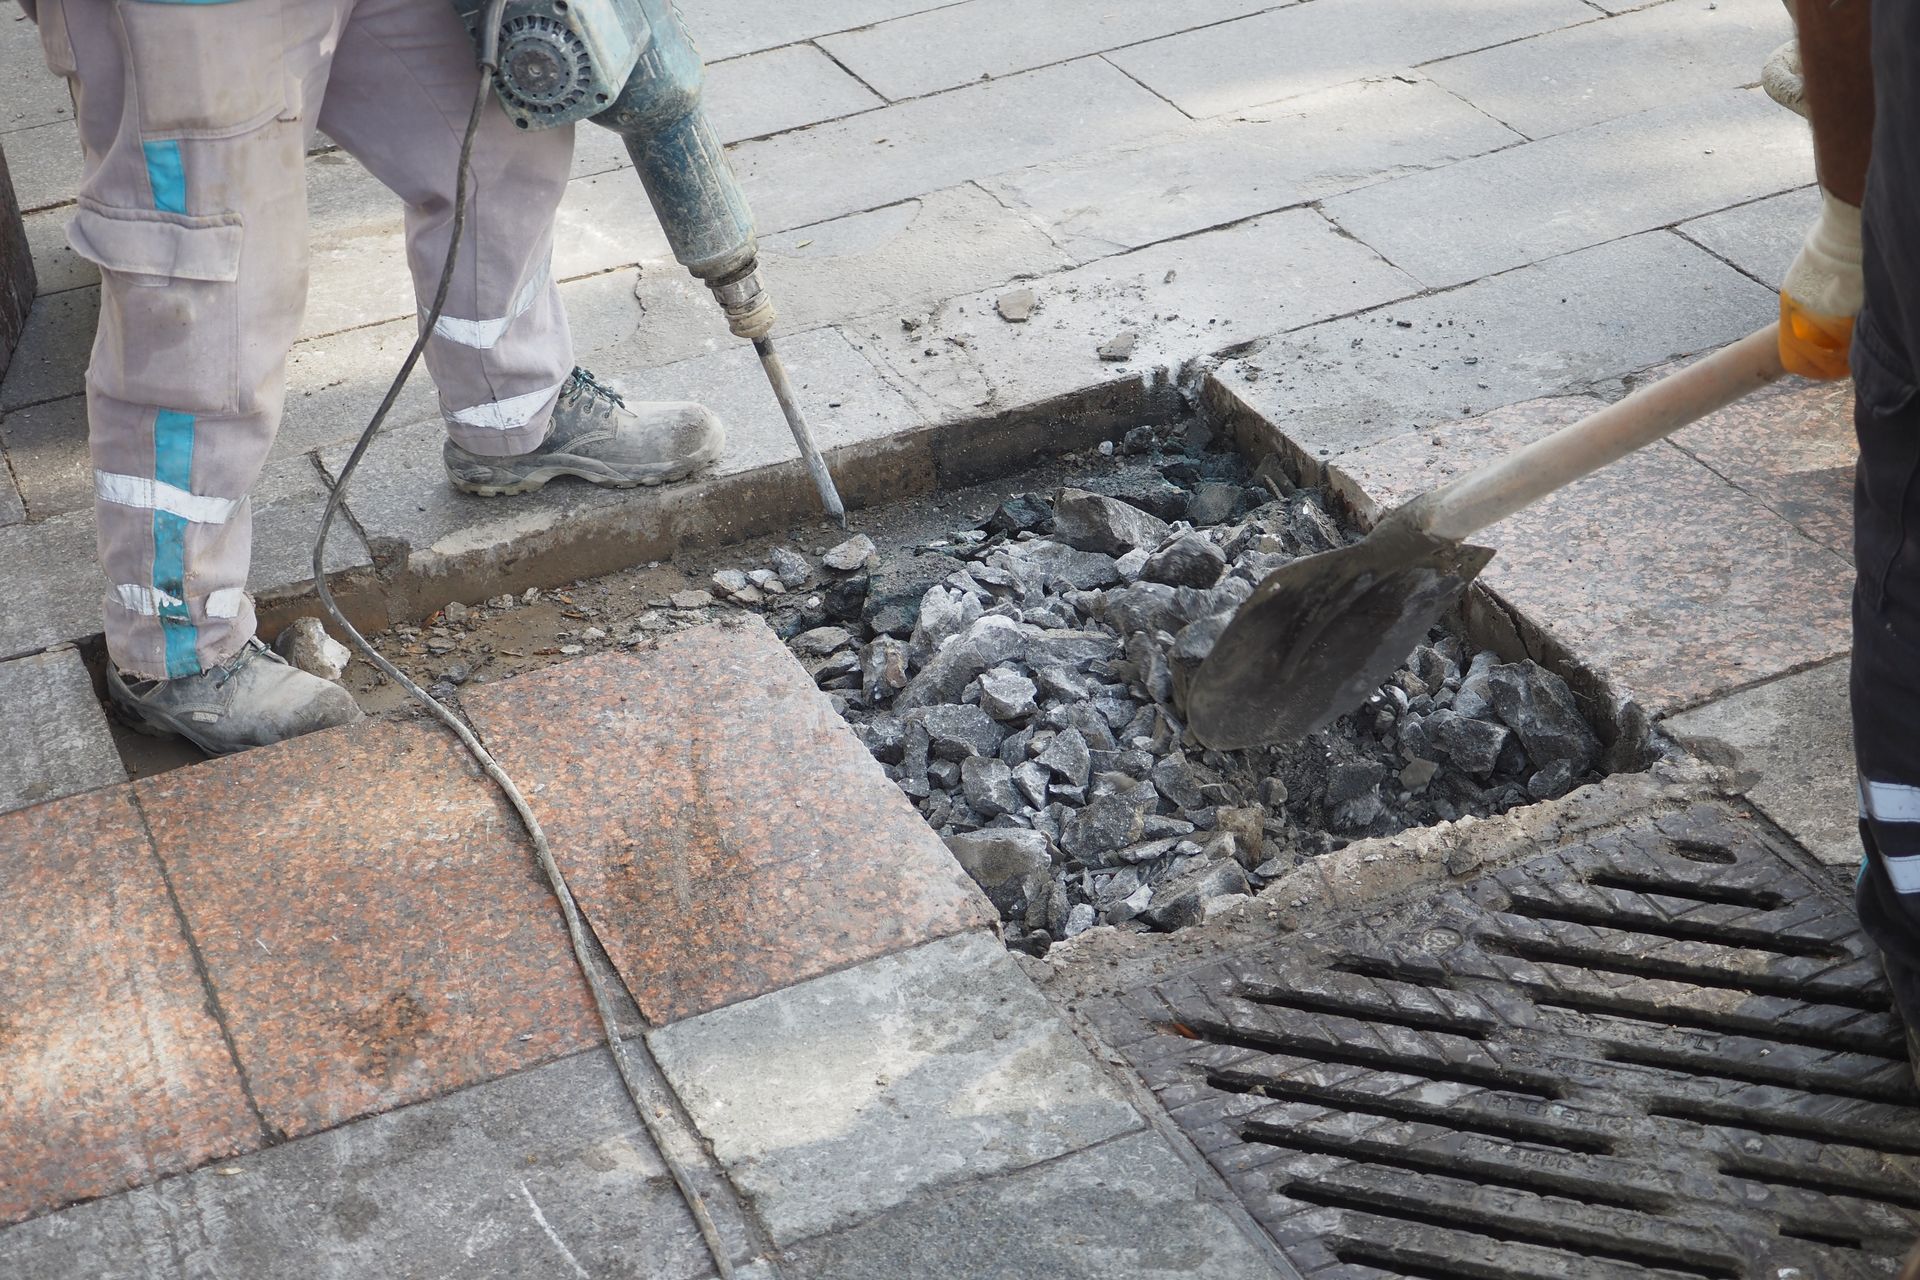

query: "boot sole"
xmin=447 ymin=456 xmax=713 ymax=498
xmin=106 ymin=673 xmax=234 ymax=757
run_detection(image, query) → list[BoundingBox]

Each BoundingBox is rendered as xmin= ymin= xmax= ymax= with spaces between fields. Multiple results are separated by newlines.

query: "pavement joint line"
xmin=122 ymin=784 xmax=281 ymax=1149
xmin=1652 ymin=652 xmax=1854 ymax=721
xmin=1098 ymin=51 xmax=1195 ymax=122
xmin=1661 ymin=432 xmax=1858 ymax=568
xmin=1409 ymin=5 xmax=1613 ymax=74
xmin=806 ymin=38 xmax=892 ymax=108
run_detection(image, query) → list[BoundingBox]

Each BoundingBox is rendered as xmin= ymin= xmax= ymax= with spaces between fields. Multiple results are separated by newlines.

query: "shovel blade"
xmin=1185 ymin=528 xmax=1495 ymax=751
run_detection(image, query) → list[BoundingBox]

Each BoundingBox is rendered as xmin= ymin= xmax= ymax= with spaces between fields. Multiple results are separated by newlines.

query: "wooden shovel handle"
xmin=1403 ymin=325 xmax=1786 ymax=543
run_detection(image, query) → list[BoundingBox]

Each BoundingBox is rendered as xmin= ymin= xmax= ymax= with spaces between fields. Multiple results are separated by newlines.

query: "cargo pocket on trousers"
xmin=32 ymin=0 xmax=77 ymax=77
xmin=68 ymin=201 xmax=246 ymax=415
xmin=115 ymin=0 xmax=287 ymax=139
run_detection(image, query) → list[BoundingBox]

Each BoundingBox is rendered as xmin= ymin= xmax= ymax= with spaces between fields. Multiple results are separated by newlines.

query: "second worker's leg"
xmin=1849 ymin=316 xmax=1920 ymax=1078
xmin=319 ymin=0 xmax=722 ymax=495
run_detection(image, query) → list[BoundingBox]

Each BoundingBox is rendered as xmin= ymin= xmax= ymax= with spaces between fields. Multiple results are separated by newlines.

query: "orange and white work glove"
xmin=1780 ymin=190 xmax=1863 ymax=380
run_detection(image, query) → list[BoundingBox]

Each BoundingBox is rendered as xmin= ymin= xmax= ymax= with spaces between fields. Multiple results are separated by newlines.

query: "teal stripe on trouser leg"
xmin=153 ymin=409 xmax=199 ymax=677
xmin=141 ymin=140 xmax=187 ymax=214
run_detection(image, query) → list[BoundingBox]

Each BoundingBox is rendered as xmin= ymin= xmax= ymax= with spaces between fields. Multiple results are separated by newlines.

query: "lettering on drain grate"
xmin=1096 ymin=803 xmax=1920 ymax=1279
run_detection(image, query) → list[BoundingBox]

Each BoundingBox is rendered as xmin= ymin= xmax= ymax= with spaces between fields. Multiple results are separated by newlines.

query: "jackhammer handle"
xmin=1406 ymin=324 xmax=1785 ymax=543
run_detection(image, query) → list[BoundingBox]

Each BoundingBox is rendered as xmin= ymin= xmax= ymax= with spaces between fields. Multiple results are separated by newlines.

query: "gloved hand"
xmin=1780 ymin=190 xmax=1863 ymax=380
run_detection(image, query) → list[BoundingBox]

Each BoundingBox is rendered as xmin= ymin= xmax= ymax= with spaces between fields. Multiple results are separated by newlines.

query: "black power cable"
xmin=309 ymin=7 xmax=740 ymax=1275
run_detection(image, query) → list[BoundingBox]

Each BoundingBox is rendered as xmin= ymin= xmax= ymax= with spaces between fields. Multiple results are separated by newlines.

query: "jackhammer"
xmin=451 ymin=0 xmax=848 ymax=527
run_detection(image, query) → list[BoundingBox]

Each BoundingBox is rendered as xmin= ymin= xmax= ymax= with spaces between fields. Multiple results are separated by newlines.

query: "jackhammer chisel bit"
xmin=455 ymin=0 xmax=850 ymax=528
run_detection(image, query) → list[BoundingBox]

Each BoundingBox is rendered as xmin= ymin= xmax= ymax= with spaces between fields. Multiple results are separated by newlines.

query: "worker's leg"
xmin=1849 ymin=313 xmax=1920 ymax=1030
xmin=316 ymin=0 xmax=576 ymax=458
xmin=43 ymin=0 xmax=340 ymax=679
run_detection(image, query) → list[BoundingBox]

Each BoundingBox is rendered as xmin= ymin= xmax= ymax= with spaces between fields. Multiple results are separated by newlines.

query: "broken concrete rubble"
xmin=698 ymin=431 xmax=1615 ymax=951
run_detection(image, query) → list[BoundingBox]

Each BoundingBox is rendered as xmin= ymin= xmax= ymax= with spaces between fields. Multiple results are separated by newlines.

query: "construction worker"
xmin=1779 ymin=2 xmax=1920 ymax=1066
xmin=18 ymin=0 xmax=724 ymax=754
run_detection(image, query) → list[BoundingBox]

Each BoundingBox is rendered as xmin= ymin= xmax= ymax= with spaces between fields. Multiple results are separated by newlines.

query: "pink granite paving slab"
xmin=462 ymin=620 xmax=993 ymax=1024
xmin=0 ymin=788 xmax=261 ymax=1224
xmin=1669 ymin=373 xmax=1856 ymax=562
xmin=134 ymin=721 xmax=601 ymax=1139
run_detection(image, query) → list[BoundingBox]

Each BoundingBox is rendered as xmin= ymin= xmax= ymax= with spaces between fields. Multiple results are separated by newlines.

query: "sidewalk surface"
xmin=0 ymin=0 xmax=1873 ymax=1275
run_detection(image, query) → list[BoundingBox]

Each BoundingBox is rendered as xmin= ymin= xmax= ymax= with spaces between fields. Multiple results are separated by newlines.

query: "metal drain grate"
xmin=1094 ymin=803 xmax=1920 ymax=1279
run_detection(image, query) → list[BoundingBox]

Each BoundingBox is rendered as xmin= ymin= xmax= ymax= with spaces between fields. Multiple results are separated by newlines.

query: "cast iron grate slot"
xmin=1240 ymin=1121 xmax=1657 ymax=1210
xmin=1501 ymin=899 xmax=1849 ymax=960
xmin=1187 ymin=1019 xmax=1558 ymax=1098
xmin=1533 ymin=991 xmax=1907 ymax=1058
xmin=1646 ymin=1099 xmax=1920 ymax=1158
xmin=1331 ymin=1237 xmax=1630 ymax=1280
xmin=1667 ymin=836 xmax=1739 ymax=864
xmin=1235 ymin=986 xmax=1493 ymax=1040
xmin=1481 ymin=935 xmax=1891 ymax=1011
xmin=1779 ymin=1226 xmax=1867 ymax=1251
xmin=1330 ymin=956 xmax=1454 ymax=989
xmin=1603 ymin=1041 xmax=1916 ymax=1106
xmin=1583 ymin=871 xmax=1786 ymax=911
xmin=1717 ymin=1159 xmax=1920 ymax=1215
xmin=1205 ymin=1070 xmax=1612 ymax=1154
xmin=1286 ymin=1182 xmax=1737 ymax=1279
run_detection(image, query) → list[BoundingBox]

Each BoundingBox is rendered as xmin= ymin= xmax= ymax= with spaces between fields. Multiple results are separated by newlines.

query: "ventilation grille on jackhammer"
xmin=1095 ymin=804 xmax=1920 ymax=1279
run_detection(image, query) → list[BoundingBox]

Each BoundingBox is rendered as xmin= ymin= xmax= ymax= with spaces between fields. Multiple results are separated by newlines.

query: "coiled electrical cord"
xmin=310 ymin=7 xmax=740 ymax=1275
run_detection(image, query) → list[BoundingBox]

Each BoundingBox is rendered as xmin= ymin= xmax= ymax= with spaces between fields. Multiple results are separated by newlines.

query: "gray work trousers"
xmin=26 ymin=0 xmax=575 ymax=679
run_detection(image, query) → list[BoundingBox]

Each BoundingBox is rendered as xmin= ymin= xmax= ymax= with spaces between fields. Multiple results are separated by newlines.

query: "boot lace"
xmin=560 ymin=367 xmax=627 ymax=414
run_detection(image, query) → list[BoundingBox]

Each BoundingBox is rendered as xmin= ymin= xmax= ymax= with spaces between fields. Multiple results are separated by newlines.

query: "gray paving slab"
xmin=628 ymin=182 xmax=1075 ymax=368
xmin=705 ymin=43 xmax=885 ymax=142
xmin=0 ymin=508 xmax=104 ymax=660
xmin=1680 ymin=185 xmax=1820 ymax=291
xmin=0 ymin=286 xmax=92 ymax=412
xmin=781 ymin=1131 xmax=1289 ymax=1278
xmin=675 ymin=0 xmax=957 ymax=63
xmin=0 ymin=646 xmax=124 ymax=817
xmin=278 ymin=309 xmax=445 ymax=463
xmin=249 ymin=454 xmax=376 ymax=603
xmin=854 ymin=206 xmax=1416 ymax=424
xmin=0 ymin=1049 xmax=718 ymax=1280
xmin=4 ymin=394 xmax=88 ymax=521
xmin=319 ymin=325 xmax=924 ymax=603
xmin=729 ymin=58 xmax=1189 ymax=235
xmin=22 ymin=205 xmax=92 ymax=294
xmin=1665 ymin=659 xmax=1857 ymax=867
xmin=3 ymin=11 xmax=72 ymax=135
xmin=647 ymin=930 xmax=1143 ymax=1246
xmin=1321 ymin=88 xmax=1811 ymax=289
xmin=1108 ymin=0 xmax=1596 ymax=119
xmin=983 ymin=76 xmax=1521 ymax=264
xmin=1211 ymin=230 xmax=1779 ymax=468
xmin=5 ymin=116 xmax=82 ymax=214
xmin=817 ymin=0 xmax=1285 ymax=101
xmin=1425 ymin=0 xmax=1791 ymax=139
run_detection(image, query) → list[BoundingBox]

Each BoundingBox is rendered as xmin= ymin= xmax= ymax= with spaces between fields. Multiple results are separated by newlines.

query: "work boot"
xmin=443 ymin=367 xmax=724 ymax=496
xmin=108 ymin=638 xmax=362 ymax=756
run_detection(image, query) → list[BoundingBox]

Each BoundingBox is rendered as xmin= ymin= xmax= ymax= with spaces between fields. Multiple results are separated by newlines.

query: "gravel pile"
xmin=737 ymin=428 xmax=1605 ymax=952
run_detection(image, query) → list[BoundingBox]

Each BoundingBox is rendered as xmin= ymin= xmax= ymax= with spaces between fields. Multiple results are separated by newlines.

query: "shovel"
xmin=1185 ymin=324 xmax=1787 ymax=751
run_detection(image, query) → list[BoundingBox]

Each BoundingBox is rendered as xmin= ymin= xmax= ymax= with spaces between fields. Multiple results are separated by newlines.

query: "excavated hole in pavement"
xmin=120 ymin=412 xmax=1645 ymax=956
